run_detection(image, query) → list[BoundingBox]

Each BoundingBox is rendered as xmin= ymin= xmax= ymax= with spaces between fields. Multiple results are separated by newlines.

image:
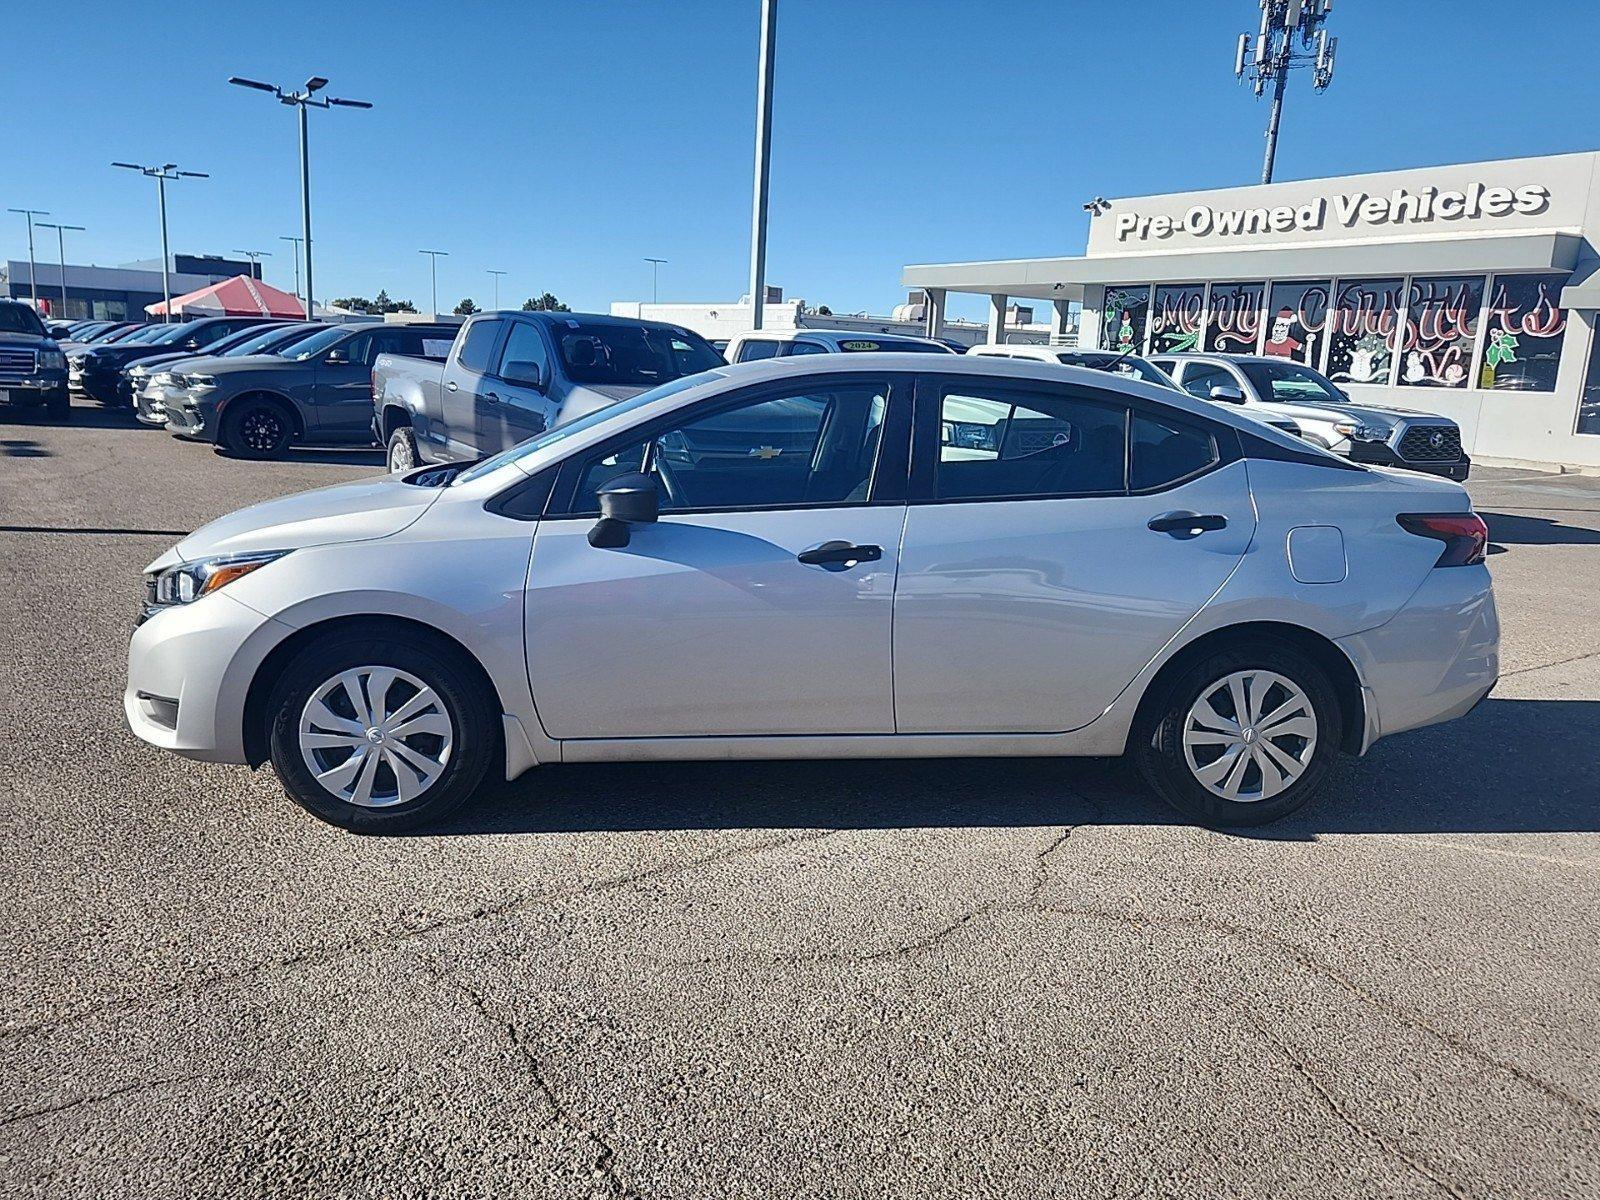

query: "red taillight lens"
xmin=1397 ymin=512 xmax=1489 ymax=567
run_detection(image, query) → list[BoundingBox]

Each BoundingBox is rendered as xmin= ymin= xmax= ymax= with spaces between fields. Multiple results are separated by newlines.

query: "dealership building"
xmin=904 ymin=151 xmax=1600 ymax=470
xmin=1 ymin=254 xmax=261 ymax=323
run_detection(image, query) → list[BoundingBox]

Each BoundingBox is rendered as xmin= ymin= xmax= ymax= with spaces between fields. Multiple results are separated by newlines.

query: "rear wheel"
xmin=1135 ymin=641 xmax=1342 ymax=827
xmin=223 ymin=397 xmax=294 ymax=459
xmin=387 ymin=425 xmax=419 ymax=473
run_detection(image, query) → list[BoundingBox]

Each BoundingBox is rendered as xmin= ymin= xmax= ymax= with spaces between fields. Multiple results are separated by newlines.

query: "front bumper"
xmin=77 ymin=365 xmax=125 ymax=404
xmin=1347 ymin=439 xmax=1471 ymax=481
xmin=136 ymin=383 xmax=183 ymax=426
xmin=164 ymin=398 xmax=213 ymax=441
xmin=0 ymin=375 xmax=69 ymax=404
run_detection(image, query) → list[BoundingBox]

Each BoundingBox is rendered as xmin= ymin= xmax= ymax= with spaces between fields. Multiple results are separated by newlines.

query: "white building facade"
xmin=904 ymin=151 xmax=1600 ymax=470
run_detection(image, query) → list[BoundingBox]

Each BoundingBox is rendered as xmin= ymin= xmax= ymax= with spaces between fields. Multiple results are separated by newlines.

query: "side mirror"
xmin=501 ymin=360 xmax=545 ymax=389
xmin=1209 ymin=383 xmax=1246 ymax=404
xmin=588 ymin=472 xmax=659 ymax=548
xmin=324 ymin=348 xmax=349 ymax=364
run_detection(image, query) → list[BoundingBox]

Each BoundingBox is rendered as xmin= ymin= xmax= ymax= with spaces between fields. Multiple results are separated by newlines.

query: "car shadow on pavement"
xmin=1480 ymin=510 xmax=1600 ymax=547
xmin=214 ymin=446 xmax=385 ymax=468
xmin=432 ymin=698 xmax=1600 ymax=840
xmin=1 ymin=404 xmax=138 ymax=431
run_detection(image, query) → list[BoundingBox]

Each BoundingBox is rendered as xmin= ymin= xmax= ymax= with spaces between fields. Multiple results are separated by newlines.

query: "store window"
xmin=1578 ymin=326 xmax=1600 ymax=436
xmin=1326 ymin=277 xmax=1403 ymax=385
xmin=1397 ymin=275 xmax=1485 ymax=388
xmin=1480 ymin=273 xmax=1568 ymax=392
xmin=1148 ymin=285 xmax=1205 ymax=354
xmin=1206 ymin=282 xmax=1264 ymax=353
xmin=1100 ymin=286 xmax=1149 ymax=352
xmin=1263 ymin=281 xmax=1331 ymax=366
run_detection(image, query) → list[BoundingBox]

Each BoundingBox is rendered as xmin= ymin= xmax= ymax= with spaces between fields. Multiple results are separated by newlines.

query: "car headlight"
xmin=39 ymin=348 xmax=66 ymax=370
xmin=186 ymin=374 xmax=218 ymax=391
xmin=1333 ymin=418 xmax=1386 ymax=442
xmin=146 ymin=550 xmax=290 ymax=608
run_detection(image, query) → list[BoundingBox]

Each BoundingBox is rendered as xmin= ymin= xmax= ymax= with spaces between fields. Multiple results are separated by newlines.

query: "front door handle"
xmin=797 ymin=540 xmax=882 ymax=567
xmin=482 ymin=391 xmax=500 ymax=405
xmin=445 ymin=380 xmax=458 ymax=392
xmin=1148 ymin=511 xmax=1227 ymax=535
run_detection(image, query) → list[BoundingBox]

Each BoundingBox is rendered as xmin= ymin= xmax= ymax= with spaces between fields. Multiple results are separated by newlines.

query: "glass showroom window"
xmin=1326 ymin=277 xmax=1404 ymax=385
xmin=1263 ymin=280 xmax=1331 ymax=366
xmin=1480 ymin=273 xmax=1569 ymax=392
xmin=1396 ymin=275 xmax=1485 ymax=388
xmin=1578 ymin=325 xmax=1600 ymax=436
xmin=1148 ymin=285 xmax=1205 ymax=354
xmin=1206 ymin=282 xmax=1264 ymax=353
xmin=1101 ymin=286 xmax=1150 ymax=352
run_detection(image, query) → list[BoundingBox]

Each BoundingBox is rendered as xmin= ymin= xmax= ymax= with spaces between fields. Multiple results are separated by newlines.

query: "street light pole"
xmin=279 ymin=236 xmax=303 ymax=306
xmin=419 ymin=250 xmax=448 ymax=318
xmin=747 ymin=0 xmax=777 ymax=330
xmin=37 ymin=222 xmax=85 ymax=318
xmin=645 ymin=257 xmax=667 ymax=305
xmin=487 ymin=269 xmax=506 ymax=310
xmin=228 ymin=74 xmax=373 ymax=320
xmin=112 ymin=163 xmax=208 ymax=322
xmin=234 ymin=248 xmax=272 ymax=280
xmin=7 ymin=208 xmax=48 ymax=306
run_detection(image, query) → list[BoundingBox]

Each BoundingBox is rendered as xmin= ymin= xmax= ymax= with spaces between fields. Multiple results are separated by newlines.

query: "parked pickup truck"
xmin=163 ymin=321 xmax=457 ymax=458
xmin=0 ymin=299 xmax=70 ymax=419
xmin=371 ymin=310 xmax=725 ymax=471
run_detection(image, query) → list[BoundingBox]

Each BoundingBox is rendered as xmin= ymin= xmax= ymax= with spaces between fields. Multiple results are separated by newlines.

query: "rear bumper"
xmin=1348 ymin=439 xmax=1471 ymax=481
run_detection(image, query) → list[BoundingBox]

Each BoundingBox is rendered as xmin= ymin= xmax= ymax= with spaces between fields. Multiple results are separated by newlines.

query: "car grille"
xmin=0 ymin=347 xmax=37 ymax=383
xmin=1398 ymin=425 xmax=1462 ymax=462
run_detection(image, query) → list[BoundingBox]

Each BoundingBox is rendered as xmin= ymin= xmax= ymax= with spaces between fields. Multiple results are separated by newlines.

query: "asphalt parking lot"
xmin=2 ymin=399 xmax=1597 ymax=1199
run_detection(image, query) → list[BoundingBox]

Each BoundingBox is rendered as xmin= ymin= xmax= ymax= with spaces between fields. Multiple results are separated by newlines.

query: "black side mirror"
xmin=589 ymin=472 xmax=659 ymax=548
xmin=1209 ymin=383 xmax=1246 ymax=404
xmin=501 ymin=360 xmax=545 ymax=389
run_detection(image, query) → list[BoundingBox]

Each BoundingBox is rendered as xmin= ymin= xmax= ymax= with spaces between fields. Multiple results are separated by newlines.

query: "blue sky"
xmin=6 ymin=1 xmax=1599 ymax=321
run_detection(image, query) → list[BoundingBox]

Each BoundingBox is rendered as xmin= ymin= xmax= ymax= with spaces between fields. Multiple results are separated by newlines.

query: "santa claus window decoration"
xmin=1263 ymin=281 xmax=1331 ymax=365
xmin=1327 ymin=278 xmax=1404 ymax=385
xmin=1479 ymin=273 xmax=1568 ymax=393
xmin=1206 ymin=282 xmax=1265 ymax=354
xmin=1100 ymin=286 xmax=1151 ymax=353
xmin=1395 ymin=276 xmax=1485 ymax=389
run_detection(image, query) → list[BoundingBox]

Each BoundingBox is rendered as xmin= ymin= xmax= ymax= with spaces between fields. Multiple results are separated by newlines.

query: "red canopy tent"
xmin=145 ymin=275 xmax=308 ymax=319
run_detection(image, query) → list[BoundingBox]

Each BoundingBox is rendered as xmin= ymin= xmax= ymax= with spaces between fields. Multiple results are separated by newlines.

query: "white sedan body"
xmin=125 ymin=354 xmax=1498 ymax=823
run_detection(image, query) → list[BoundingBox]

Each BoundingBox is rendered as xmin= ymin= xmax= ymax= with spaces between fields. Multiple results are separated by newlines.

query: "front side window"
xmin=1326 ymin=277 xmax=1404 ymax=385
xmin=341 ymin=333 xmax=375 ymax=365
xmin=1131 ymin=412 xmax=1219 ymax=491
xmin=456 ymin=319 xmax=504 ymax=374
xmin=786 ymin=340 xmax=828 ymax=356
xmin=735 ymin=339 xmax=783 ymax=362
xmin=497 ymin=321 xmax=550 ymax=381
xmin=1207 ymin=282 xmax=1265 ymax=354
xmin=1398 ymin=275 xmax=1485 ymax=389
xmin=573 ymin=381 xmax=890 ymax=512
xmin=1148 ymin=285 xmax=1204 ymax=354
xmin=1177 ymin=363 xmax=1237 ymax=401
xmin=1238 ymin=360 xmax=1345 ymax=405
xmin=1263 ymin=281 xmax=1331 ymax=366
xmin=287 ymin=326 xmax=353 ymax=360
xmin=1101 ymin=286 xmax=1150 ymax=352
xmin=937 ymin=386 xmax=1126 ymax=501
xmin=1480 ymin=273 xmax=1568 ymax=393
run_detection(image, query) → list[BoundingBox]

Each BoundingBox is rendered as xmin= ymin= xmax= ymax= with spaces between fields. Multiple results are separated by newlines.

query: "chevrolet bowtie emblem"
xmin=749 ymin=446 xmax=783 ymax=459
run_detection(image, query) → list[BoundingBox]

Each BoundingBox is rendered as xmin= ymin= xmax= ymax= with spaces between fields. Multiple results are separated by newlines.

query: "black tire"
xmin=1135 ymin=639 xmax=1342 ymax=827
xmin=386 ymin=425 xmax=419 ymax=473
xmin=266 ymin=631 xmax=499 ymax=833
xmin=222 ymin=397 xmax=294 ymax=459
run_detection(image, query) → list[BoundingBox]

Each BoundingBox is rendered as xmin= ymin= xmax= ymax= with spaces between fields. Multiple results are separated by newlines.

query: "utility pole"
xmin=419 ymin=250 xmax=448 ymax=318
xmin=37 ymin=222 xmax=85 ymax=318
xmin=228 ymin=74 xmax=373 ymax=320
xmin=747 ymin=0 xmax=777 ymax=329
xmin=112 ymin=163 xmax=208 ymax=321
xmin=644 ymin=257 xmax=667 ymax=304
xmin=487 ymin=268 xmax=506 ymax=310
xmin=279 ymin=235 xmax=303 ymax=308
xmin=7 ymin=208 xmax=48 ymax=306
xmin=1234 ymin=0 xmax=1337 ymax=184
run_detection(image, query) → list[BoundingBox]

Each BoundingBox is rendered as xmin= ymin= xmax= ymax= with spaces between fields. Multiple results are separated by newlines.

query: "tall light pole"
xmin=234 ymin=248 xmax=272 ymax=279
xmin=113 ymin=163 xmax=208 ymax=321
xmin=7 ymin=208 xmax=48 ymax=306
xmin=644 ymin=257 xmax=667 ymax=305
xmin=487 ymin=268 xmax=506 ymax=310
xmin=279 ymin=235 xmax=303 ymax=306
xmin=228 ymin=74 xmax=373 ymax=320
xmin=36 ymin=222 xmax=85 ymax=318
xmin=419 ymin=250 xmax=448 ymax=318
xmin=747 ymin=0 xmax=777 ymax=329
xmin=1234 ymin=0 xmax=1337 ymax=184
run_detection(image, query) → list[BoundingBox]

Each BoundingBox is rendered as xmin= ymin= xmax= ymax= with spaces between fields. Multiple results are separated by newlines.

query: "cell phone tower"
xmin=1234 ymin=0 xmax=1338 ymax=184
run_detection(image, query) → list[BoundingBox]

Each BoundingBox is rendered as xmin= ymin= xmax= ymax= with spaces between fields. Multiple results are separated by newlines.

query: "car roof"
xmin=508 ymin=309 xmax=696 ymax=334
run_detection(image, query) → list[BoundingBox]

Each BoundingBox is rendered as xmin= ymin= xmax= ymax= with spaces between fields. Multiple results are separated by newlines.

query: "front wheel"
xmin=222 ymin=398 xmax=294 ymax=459
xmin=1135 ymin=641 xmax=1342 ymax=827
xmin=266 ymin=631 xmax=499 ymax=832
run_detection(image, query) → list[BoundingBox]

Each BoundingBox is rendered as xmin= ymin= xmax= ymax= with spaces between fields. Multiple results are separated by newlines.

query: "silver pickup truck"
xmin=370 ymin=310 xmax=725 ymax=472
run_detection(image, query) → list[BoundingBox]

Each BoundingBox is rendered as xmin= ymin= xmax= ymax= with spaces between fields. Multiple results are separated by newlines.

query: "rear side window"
xmin=735 ymin=340 xmax=783 ymax=362
xmin=1131 ymin=412 xmax=1219 ymax=491
xmin=936 ymin=386 xmax=1127 ymax=500
xmin=456 ymin=320 xmax=503 ymax=373
xmin=786 ymin=340 xmax=828 ymax=356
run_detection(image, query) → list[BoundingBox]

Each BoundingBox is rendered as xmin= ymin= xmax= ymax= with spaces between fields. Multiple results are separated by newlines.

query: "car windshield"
xmin=285 ymin=326 xmax=352 ymax=360
xmin=206 ymin=326 xmax=280 ymax=355
xmin=147 ymin=323 xmax=202 ymax=346
xmin=1055 ymin=352 xmax=1175 ymax=387
xmin=1239 ymin=360 xmax=1346 ymax=404
xmin=454 ymin=370 xmax=726 ymax=485
xmin=122 ymin=325 xmax=171 ymax=343
xmin=222 ymin=326 xmax=297 ymax=356
xmin=550 ymin=321 xmax=724 ymax=386
xmin=0 ymin=305 xmax=46 ymax=335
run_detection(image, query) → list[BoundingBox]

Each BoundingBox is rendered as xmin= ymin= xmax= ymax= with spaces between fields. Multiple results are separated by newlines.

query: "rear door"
xmin=892 ymin=374 xmax=1256 ymax=734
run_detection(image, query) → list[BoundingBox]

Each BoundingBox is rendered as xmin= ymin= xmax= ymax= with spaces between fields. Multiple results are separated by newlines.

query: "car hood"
xmin=0 ymin=332 xmax=52 ymax=349
xmin=151 ymin=474 xmax=442 ymax=569
xmin=1277 ymin=398 xmax=1454 ymax=428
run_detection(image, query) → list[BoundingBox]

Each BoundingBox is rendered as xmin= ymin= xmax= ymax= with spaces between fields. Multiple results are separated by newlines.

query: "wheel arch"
xmin=380 ymin=402 xmax=413 ymax=442
xmin=1127 ymin=621 xmax=1366 ymax=755
xmin=222 ymin=389 xmax=304 ymax=439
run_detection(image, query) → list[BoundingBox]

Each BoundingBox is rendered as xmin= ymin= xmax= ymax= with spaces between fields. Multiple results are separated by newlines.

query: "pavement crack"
xmin=1 ymin=1073 xmax=210 ymax=1128
xmin=1498 ymin=646 xmax=1600 ymax=678
xmin=1242 ymin=1010 xmax=1471 ymax=1199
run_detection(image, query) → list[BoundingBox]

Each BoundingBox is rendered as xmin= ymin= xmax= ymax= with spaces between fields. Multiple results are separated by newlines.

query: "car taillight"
xmin=1397 ymin=512 xmax=1489 ymax=567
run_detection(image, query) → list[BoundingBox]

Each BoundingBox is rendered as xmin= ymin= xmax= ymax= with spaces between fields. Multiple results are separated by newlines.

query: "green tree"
xmin=521 ymin=292 xmax=570 ymax=312
xmin=453 ymin=297 xmax=480 ymax=316
xmin=332 ymin=296 xmax=374 ymax=314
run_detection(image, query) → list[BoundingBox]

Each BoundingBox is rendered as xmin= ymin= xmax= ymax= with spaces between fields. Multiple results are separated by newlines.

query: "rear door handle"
xmin=797 ymin=541 xmax=882 ymax=567
xmin=1147 ymin=511 xmax=1227 ymax=535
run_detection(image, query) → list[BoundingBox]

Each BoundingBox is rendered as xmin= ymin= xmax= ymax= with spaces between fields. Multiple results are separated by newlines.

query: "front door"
xmin=525 ymin=375 xmax=907 ymax=739
xmin=893 ymin=376 xmax=1256 ymax=734
xmin=311 ymin=331 xmax=375 ymax=439
xmin=440 ymin=317 xmax=507 ymax=458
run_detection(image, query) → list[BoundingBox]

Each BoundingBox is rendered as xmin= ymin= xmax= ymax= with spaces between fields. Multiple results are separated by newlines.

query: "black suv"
xmin=0 ymin=301 xmax=70 ymax=419
xmin=70 ymin=316 xmax=280 ymax=406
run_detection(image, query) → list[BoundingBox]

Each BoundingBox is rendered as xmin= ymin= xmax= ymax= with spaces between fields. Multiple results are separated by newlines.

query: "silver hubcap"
xmin=1182 ymin=669 xmax=1317 ymax=803
xmin=388 ymin=438 xmax=413 ymax=473
xmin=298 ymin=666 xmax=454 ymax=807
